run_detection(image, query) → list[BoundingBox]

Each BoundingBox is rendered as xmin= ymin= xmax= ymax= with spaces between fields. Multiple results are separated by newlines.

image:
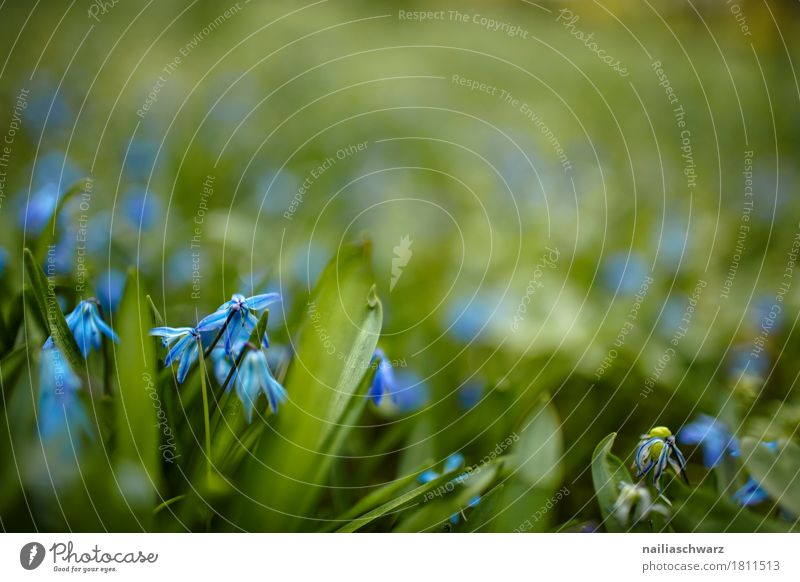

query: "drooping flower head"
xmin=730 ymin=441 xmax=779 ymax=507
xmin=196 ymin=293 xmax=280 ymax=354
xmin=65 ymin=299 xmax=120 ymax=358
xmin=150 ymin=326 xmax=200 ymax=383
xmin=679 ymin=415 xmax=740 ymax=468
xmin=231 ymin=348 xmax=287 ymax=422
xmin=368 ymin=348 xmax=396 ymax=405
xmin=634 ymin=426 xmax=688 ymax=493
xmin=612 ymin=481 xmax=669 ymax=527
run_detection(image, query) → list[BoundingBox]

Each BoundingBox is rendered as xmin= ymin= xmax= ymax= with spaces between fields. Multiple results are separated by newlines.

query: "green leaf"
xmin=337 ymin=458 xmax=504 ymax=533
xmin=34 ymin=177 xmax=92 ymax=262
xmin=591 ymin=432 xmax=633 ymax=532
xmin=111 ymin=268 xmax=160 ymax=516
xmin=238 ymin=242 xmax=382 ymax=530
xmin=145 ymin=295 xmax=164 ymax=327
xmin=740 ymin=437 xmax=800 ymax=516
xmin=22 ymin=248 xmax=84 ymax=374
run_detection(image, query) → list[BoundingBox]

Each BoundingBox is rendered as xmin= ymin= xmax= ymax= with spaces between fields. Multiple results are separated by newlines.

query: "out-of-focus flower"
xmin=0 ymin=246 xmax=8 ymax=276
xmin=18 ymin=182 xmax=58 ymax=234
xmin=679 ymin=415 xmax=740 ymax=468
xmin=121 ymin=187 xmax=161 ymax=231
xmin=634 ymin=426 xmax=688 ymax=492
xmin=391 ymin=370 xmax=430 ymax=413
xmin=64 ymin=299 xmax=119 ymax=358
xmin=732 ymin=477 xmax=771 ymax=507
xmin=196 ymin=293 xmax=280 ymax=354
xmin=457 ymin=380 xmax=484 ymax=409
xmin=612 ymin=481 xmax=669 ymax=526
xmin=95 ymin=269 xmax=126 ymax=313
xmin=38 ymin=344 xmax=90 ymax=441
xmin=368 ymin=348 xmax=396 ymax=405
xmin=602 ymin=252 xmax=650 ymax=296
xmin=231 ymin=348 xmax=287 ymax=422
xmin=150 ymin=326 xmax=200 ymax=383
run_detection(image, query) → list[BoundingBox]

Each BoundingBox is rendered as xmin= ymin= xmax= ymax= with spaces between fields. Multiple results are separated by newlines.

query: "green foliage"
xmin=591 ymin=433 xmax=633 ymax=532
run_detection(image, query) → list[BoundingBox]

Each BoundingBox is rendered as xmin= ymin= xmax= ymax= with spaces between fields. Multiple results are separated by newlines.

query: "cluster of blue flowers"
xmin=150 ymin=293 xmax=287 ymax=422
xmin=418 ymin=453 xmax=482 ymax=525
xmin=39 ymin=299 xmax=118 ymax=441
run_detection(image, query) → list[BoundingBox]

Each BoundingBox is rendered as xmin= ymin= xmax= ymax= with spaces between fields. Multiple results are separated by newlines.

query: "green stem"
xmin=197 ymin=337 xmax=213 ymax=485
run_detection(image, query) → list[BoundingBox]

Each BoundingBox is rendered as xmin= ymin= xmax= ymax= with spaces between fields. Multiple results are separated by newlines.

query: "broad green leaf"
xmin=740 ymin=437 xmax=800 ymax=516
xmin=23 ymin=248 xmax=84 ymax=374
xmin=111 ymin=268 xmax=160 ymax=518
xmin=591 ymin=432 xmax=633 ymax=532
xmin=238 ymin=242 xmax=382 ymax=531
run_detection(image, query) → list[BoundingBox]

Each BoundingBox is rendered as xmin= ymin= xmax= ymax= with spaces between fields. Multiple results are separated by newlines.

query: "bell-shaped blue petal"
xmin=368 ymin=348 xmax=396 ymax=405
xmin=38 ymin=344 xmax=90 ymax=442
xmin=64 ymin=300 xmax=120 ymax=358
xmin=733 ymin=477 xmax=771 ymax=506
xmin=232 ymin=349 xmax=287 ymax=422
xmin=150 ymin=326 xmax=200 ymax=383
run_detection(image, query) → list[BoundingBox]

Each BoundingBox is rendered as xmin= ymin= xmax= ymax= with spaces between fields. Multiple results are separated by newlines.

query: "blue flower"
xmin=64 ymin=300 xmax=119 ymax=358
xmin=95 ymin=269 xmax=126 ymax=313
xmin=122 ymin=187 xmax=161 ymax=231
xmin=679 ymin=415 xmax=740 ymax=468
xmin=196 ymin=293 xmax=280 ymax=353
xmin=0 ymin=246 xmax=8 ymax=276
xmin=18 ymin=182 xmax=59 ymax=234
xmin=368 ymin=348 xmax=396 ymax=405
xmin=732 ymin=477 xmax=771 ymax=506
xmin=458 ymin=380 xmax=484 ymax=409
xmin=634 ymin=427 xmax=688 ymax=492
xmin=602 ymin=252 xmax=650 ymax=296
xmin=38 ymin=344 xmax=90 ymax=442
xmin=150 ymin=326 xmax=200 ymax=383
xmin=231 ymin=349 xmax=287 ymax=422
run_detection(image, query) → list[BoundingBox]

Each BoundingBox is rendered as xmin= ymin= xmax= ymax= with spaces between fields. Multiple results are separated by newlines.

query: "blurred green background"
xmin=1 ymin=0 xmax=799 ymax=532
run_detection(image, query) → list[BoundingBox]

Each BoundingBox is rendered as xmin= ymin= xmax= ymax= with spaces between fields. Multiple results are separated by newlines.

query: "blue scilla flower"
xmin=18 ymin=182 xmax=58 ymax=234
xmin=679 ymin=415 xmax=740 ymax=468
xmin=150 ymin=326 xmax=201 ymax=383
xmin=368 ymin=348 xmax=396 ymax=405
xmin=634 ymin=426 xmax=688 ymax=492
xmin=392 ymin=370 xmax=430 ymax=413
xmin=64 ymin=299 xmax=119 ymax=358
xmin=38 ymin=344 xmax=90 ymax=441
xmin=732 ymin=477 xmax=771 ymax=507
xmin=196 ymin=293 xmax=280 ymax=353
xmin=231 ymin=348 xmax=287 ymax=422
xmin=603 ymin=252 xmax=650 ymax=296
xmin=0 ymin=245 xmax=8 ymax=276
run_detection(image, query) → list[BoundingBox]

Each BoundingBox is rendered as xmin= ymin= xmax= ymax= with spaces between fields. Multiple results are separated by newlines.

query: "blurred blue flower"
xmin=124 ymin=138 xmax=160 ymax=181
xmin=95 ymin=269 xmax=126 ymax=313
xmin=602 ymin=252 xmax=650 ymax=296
xmin=679 ymin=415 xmax=740 ymax=468
xmin=457 ymin=380 xmax=484 ymax=409
xmin=634 ymin=426 xmax=688 ymax=492
xmin=391 ymin=370 xmax=429 ymax=412
xmin=121 ymin=187 xmax=161 ymax=231
xmin=231 ymin=348 xmax=287 ymax=422
xmin=0 ymin=246 xmax=8 ymax=276
xmin=64 ymin=299 xmax=119 ymax=358
xmin=38 ymin=344 xmax=90 ymax=442
xmin=196 ymin=293 xmax=280 ymax=354
xmin=732 ymin=477 xmax=771 ymax=507
xmin=18 ymin=182 xmax=58 ymax=234
xmin=150 ymin=326 xmax=200 ymax=383
xmin=368 ymin=348 xmax=396 ymax=405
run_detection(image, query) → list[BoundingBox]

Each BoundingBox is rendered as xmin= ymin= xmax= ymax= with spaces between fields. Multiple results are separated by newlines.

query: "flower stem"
xmin=202 ymin=310 xmax=236 ymax=358
xmin=197 ymin=337 xmax=213 ymax=486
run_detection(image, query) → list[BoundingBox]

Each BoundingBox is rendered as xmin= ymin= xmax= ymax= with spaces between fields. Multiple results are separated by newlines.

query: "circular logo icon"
xmin=20 ymin=542 xmax=46 ymax=570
